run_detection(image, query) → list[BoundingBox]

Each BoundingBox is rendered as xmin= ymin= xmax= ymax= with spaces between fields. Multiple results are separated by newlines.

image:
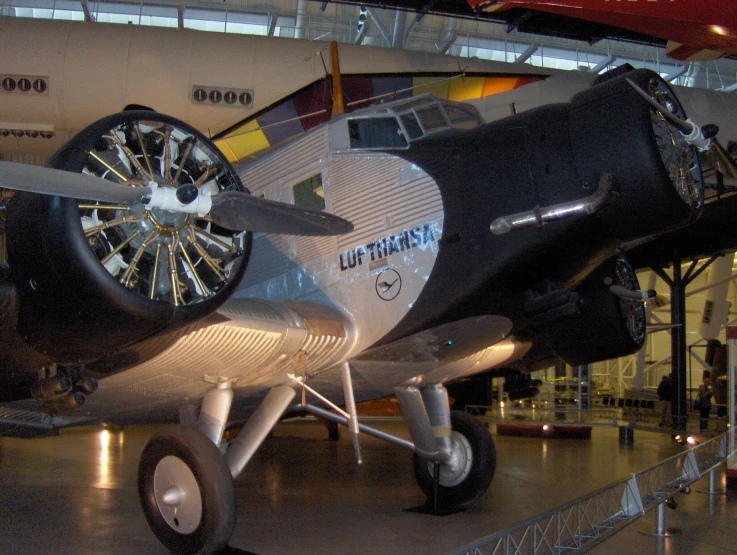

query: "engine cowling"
xmin=6 ymin=111 xmax=251 ymax=364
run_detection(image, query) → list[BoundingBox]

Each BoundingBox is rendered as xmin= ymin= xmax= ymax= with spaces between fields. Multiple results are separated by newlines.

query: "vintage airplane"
xmin=0 ymin=64 xmax=725 ymax=553
xmin=468 ymin=0 xmax=737 ymax=61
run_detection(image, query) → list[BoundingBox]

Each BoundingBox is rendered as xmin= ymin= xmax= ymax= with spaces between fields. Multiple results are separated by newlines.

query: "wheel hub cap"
xmin=430 ymin=431 xmax=473 ymax=487
xmin=153 ymin=455 xmax=202 ymax=534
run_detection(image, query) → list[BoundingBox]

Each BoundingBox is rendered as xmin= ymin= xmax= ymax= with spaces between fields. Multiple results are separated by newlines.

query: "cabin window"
xmin=292 ymin=174 xmax=325 ymax=210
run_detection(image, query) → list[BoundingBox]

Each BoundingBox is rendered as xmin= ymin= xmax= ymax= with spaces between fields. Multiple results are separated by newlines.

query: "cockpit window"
xmin=400 ymin=114 xmax=423 ymax=140
xmin=339 ymin=94 xmax=484 ymax=151
xmin=445 ymin=104 xmax=485 ymax=130
xmin=348 ymin=117 xmax=408 ymax=149
xmin=415 ymin=106 xmax=448 ymax=134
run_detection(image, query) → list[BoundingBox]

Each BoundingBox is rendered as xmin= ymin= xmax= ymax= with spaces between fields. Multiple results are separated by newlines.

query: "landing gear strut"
xmin=395 ymin=383 xmax=496 ymax=512
xmin=138 ymin=382 xmax=296 ymax=554
xmin=138 ymin=378 xmax=496 ymax=553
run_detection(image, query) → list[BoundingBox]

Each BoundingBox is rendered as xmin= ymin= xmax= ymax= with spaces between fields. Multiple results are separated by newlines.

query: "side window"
xmin=292 ymin=174 xmax=325 ymax=211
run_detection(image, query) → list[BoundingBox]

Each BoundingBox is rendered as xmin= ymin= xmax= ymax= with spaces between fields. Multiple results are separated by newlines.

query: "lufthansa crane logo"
xmin=375 ymin=269 xmax=401 ymax=301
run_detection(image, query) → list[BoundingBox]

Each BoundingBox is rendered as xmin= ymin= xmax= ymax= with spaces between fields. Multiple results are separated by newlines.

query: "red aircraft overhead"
xmin=469 ymin=0 xmax=737 ymax=61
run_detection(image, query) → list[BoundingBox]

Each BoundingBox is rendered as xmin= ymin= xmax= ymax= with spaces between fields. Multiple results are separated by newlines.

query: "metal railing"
xmin=449 ymin=430 xmax=734 ymax=555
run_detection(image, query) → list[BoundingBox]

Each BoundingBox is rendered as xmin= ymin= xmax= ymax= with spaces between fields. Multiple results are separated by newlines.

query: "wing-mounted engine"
xmin=517 ymin=254 xmax=646 ymax=370
xmin=568 ymin=67 xmax=703 ymax=239
xmin=5 ymin=111 xmax=252 ymax=363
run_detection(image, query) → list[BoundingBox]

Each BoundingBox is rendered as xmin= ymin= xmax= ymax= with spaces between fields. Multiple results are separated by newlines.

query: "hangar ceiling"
xmin=2 ymin=0 xmax=736 ymax=92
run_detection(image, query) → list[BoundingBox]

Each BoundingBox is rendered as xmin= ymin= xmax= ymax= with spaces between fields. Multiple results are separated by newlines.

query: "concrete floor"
xmin=0 ymin=419 xmax=735 ymax=555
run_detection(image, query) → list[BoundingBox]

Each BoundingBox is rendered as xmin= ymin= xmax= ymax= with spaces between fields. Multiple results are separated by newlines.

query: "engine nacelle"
xmin=6 ymin=111 xmax=251 ymax=364
xmin=517 ymin=255 xmax=646 ymax=370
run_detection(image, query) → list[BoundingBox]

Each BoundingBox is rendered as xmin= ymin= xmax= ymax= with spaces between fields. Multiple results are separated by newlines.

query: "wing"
xmin=308 ymin=315 xmax=529 ymax=406
xmin=0 ymin=292 xmax=526 ymax=434
xmin=0 ymin=297 xmax=352 ymax=432
xmin=61 ymin=298 xmax=352 ymax=422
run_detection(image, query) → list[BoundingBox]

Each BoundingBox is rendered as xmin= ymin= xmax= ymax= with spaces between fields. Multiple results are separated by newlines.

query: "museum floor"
xmin=0 ymin=418 xmax=735 ymax=555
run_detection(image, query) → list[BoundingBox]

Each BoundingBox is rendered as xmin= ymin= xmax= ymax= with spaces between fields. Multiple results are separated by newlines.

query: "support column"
xmin=654 ymin=256 xmax=717 ymax=432
xmin=555 ymin=363 xmax=567 ymax=421
xmin=639 ymin=500 xmax=681 ymax=537
xmin=391 ymin=10 xmax=407 ymax=48
xmin=727 ymin=327 xmax=737 ymax=489
xmin=295 ymin=0 xmax=308 ymax=39
xmin=671 ymin=251 xmax=688 ymax=431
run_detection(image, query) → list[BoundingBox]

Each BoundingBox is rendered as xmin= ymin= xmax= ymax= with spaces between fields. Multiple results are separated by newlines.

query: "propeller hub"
xmin=147 ymin=205 xmax=190 ymax=233
xmin=176 ymin=184 xmax=199 ymax=205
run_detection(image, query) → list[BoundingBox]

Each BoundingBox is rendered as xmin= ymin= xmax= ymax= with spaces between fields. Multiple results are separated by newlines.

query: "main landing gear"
xmin=412 ymin=411 xmax=496 ymax=511
xmin=138 ymin=383 xmax=297 ymax=554
xmin=137 ymin=374 xmax=497 ymax=554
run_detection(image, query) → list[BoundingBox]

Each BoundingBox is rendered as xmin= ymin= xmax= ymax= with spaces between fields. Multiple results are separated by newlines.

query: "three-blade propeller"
xmin=626 ymin=78 xmax=737 ymax=181
xmin=0 ymin=161 xmax=354 ymax=236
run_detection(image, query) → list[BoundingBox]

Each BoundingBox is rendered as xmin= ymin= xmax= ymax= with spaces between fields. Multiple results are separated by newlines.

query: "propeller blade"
xmin=626 ymin=78 xmax=714 ymax=152
xmin=0 ymin=161 xmax=354 ymax=236
xmin=625 ymin=78 xmax=692 ymax=134
xmin=210 ymin=191 xmax=354 ymax=236
xmin=0 ymin=161 xmax=150 ymax=204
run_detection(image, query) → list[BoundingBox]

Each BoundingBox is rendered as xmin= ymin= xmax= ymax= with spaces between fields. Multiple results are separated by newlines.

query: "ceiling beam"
xmin=267 ymin=14 xmax=277 ymax=36
xmin=367 ymin=8 xmax=391 ymax=46
xmin=591 ymin=55 xmax=617 ymax=73
xmin=664 ymin=66 xmax=687 ymax=82
xmin=79 ymin=0 xmax=94 ymax=23
xmin=414 ymin=0 xmax=441 ymax=23
xmin=514 ymin=43 xmax=539 ymax=64
xmin=391 ymin=10 xmax=407 ymax=48
xmin=436 ymin=31 xmax=458 ymax=55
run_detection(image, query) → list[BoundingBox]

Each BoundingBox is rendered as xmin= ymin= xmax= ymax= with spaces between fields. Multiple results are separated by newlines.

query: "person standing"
xmin=697 ymin=377 xmax=713 ymax=431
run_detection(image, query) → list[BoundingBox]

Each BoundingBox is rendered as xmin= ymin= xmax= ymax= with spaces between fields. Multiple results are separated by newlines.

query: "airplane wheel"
xmin=138 ymin=425 xmax=236 ymax=554
xmin=413 ymin=411 xmax=496 ymax=510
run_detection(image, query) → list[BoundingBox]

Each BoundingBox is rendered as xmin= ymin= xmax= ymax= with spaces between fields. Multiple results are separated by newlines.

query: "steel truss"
xmin=450 ymin=430 xmax=734 ymax=555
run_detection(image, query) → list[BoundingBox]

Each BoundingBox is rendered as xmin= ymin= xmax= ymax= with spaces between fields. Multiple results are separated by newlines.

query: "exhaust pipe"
xmin=31 ymin=376 xmax=72 ymax=400
xmin=43 ymin=391 xmax=86 ymax=415
xmin=490 ymin=174 xmax=615 ymax=235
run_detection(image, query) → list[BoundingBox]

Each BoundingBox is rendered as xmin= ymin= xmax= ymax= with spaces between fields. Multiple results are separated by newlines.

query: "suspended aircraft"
xmin=467 ymin=0 xmax=737 ymax=61
xmin=0 ymin=64 xmax=729 ymax=554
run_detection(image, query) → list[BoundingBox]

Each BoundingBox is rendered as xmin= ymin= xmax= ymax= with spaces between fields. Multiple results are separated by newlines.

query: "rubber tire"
xmin=138 ymin=425 xmax=236 ymax=554
xmin=413 ymin=411 xmax=496 ymax=510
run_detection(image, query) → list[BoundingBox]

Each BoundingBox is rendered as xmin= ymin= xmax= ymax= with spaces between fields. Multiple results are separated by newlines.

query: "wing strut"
xmin=340 ymin=362 xmax=363 ymax=464
xmin=287 ymin=361 xmax=363 ymax=464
